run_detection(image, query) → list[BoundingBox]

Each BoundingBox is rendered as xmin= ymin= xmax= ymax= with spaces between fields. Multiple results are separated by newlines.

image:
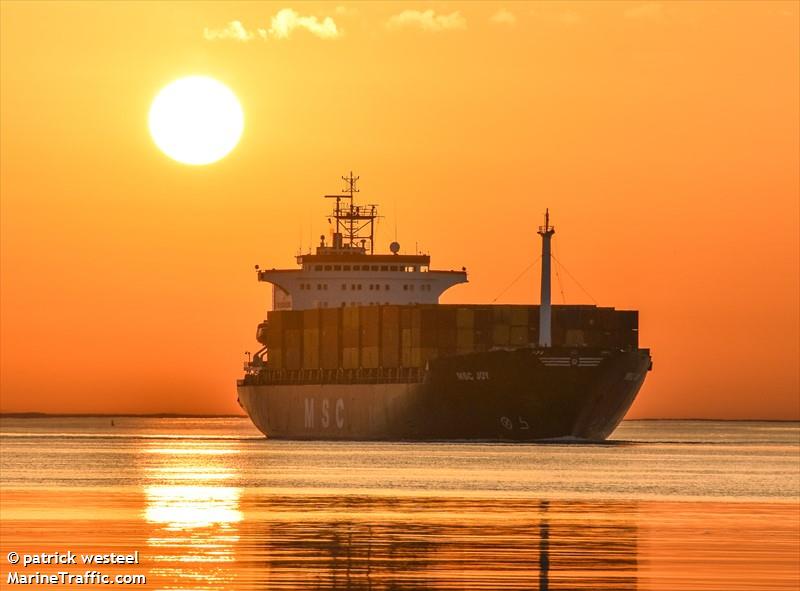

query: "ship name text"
xmin=304 ymin=398 xmax=345 ymax=430
xmin=456 ymin=371 xmax=490 ymax=381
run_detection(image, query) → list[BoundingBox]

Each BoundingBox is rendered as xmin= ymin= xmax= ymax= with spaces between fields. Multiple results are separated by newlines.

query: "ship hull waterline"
xmin=237 ymin=348 xmax=651 ymax=442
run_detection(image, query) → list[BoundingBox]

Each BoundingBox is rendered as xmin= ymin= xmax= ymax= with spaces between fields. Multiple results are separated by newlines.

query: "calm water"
xmin=0 ymin=418 xmax=798 ymax=590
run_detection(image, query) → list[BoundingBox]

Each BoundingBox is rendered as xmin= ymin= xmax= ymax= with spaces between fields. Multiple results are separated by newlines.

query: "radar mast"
xmin=324 ymin=172 xmax=379 ymax=254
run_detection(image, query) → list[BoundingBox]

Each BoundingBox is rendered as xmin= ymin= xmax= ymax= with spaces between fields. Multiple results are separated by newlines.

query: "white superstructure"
xmin=255 ymin=173 xmax=468 ymax=311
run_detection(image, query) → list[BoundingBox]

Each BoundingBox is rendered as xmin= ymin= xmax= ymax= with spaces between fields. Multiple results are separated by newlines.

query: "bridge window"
xmin=324 ymin=265 xmax=332 ymax=271
xmin=385 ymin=284 xmax=390 ymax=290
xmin=343 ymin=265 xmax=351 ymax=271
xmin=371 ymin=265 xmax=378 ymax=271
xmin=314 ymin=265 xmax=322 ymax=271
xmin=380 ymin=265 xmax=388 ymax=271
xmin=353 ymin=265 xmax=360 ymax=271
xmin=334 ymin=265 xmax=341 ymax=271
xmin=357 ymin=284 xmax=362 ymax=290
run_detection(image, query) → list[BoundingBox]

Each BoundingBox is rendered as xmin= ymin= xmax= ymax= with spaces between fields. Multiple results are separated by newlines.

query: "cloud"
xmin=386 ymin=10 xmax=467 ymax=32
xmin=269 ymin=8 xmax=340 ymax=39
xmin=203 ymin=20 xmax=254 ymax=42
xmin=624 ymin=2 xmax=663 ymax=20
xmin=204 ymin=9 xmax=340 ymax=42
xmin=490 ymin=10 xmax=516 ymax=26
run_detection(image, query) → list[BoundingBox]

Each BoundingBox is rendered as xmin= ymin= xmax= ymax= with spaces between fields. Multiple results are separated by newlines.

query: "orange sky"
xmin=1 ymin=1 xmax=798 ymax=418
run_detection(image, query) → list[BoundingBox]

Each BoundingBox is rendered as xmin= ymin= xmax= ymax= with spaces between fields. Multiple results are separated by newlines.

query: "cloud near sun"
xmin=385 ymin=10 xmax=467 ymax=32
xmin=204 ymin=8 xmax=340 ymax=41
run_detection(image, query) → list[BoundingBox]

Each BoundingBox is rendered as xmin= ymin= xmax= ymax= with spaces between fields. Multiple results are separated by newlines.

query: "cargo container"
xmin=456 ymin=307 xmax=474 ymax=329
xmin=510 ymin=325 xmax=529 ymax=346
xmin=321 ymin=308 xmax=340 ymax=369
xmin=284 ymin=328 xmax=302 ymax=370
xmin=342 ymin=347 xmax=359 ymax=369
xmin=381 ymin=306 xmax=400 ymax=368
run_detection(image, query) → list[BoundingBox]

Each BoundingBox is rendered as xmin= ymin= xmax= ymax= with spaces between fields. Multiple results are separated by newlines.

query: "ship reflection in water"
xmin=140 ymin=441 xmax=637 ymax=590
xmin=232 ymin=497 xmax=638 ymax=591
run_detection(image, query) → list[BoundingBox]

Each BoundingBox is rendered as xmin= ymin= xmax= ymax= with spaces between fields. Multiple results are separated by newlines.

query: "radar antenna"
xmin=342 ymin=171 xmax=359 ymax=198
xmin=324 ymin=172 xmax=380 ymax=254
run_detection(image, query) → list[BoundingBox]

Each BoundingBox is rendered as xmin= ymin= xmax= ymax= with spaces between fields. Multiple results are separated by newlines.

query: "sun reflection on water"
xmin=142 ymin=442 xmax=243 ymax=589
xmin=145 ymin=485 xmax=242 ymax=530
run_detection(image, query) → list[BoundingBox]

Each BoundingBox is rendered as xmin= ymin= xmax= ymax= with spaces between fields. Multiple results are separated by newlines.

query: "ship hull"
xmin=237 ymin=348 xmax=651 ymax=441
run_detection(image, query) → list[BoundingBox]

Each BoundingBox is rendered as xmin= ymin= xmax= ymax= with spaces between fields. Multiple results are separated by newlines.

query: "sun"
xmin=149 ymin=76 xmax=244 ymax=166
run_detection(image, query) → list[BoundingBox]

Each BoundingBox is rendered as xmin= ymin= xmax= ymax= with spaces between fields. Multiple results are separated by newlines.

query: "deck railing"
xmin=241 ymin=366 xmax=427 ymax=386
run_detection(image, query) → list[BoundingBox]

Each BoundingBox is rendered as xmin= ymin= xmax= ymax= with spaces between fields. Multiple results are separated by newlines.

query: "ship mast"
xmin=324 ymin=172 xmax=379 ymax=254
xmin=538 ymin=209 xmax=555 ymax=347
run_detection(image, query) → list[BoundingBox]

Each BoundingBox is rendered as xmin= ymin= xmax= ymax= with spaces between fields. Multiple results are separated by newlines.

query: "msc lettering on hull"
xmin=304 ymin=397 xmax=345 ymax=429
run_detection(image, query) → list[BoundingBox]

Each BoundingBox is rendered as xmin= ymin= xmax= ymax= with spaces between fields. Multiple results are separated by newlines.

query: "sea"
xmin=0 ymin=418 xmax=797 ymax=590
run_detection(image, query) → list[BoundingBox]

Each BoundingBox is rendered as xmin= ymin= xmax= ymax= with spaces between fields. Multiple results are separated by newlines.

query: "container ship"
xmin=237 ymin=174 xmax=651 ymax=440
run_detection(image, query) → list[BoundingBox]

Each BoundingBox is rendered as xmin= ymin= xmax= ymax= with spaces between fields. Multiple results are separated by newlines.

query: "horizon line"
xmin=1 ymin=413 xmax=798 ymax=422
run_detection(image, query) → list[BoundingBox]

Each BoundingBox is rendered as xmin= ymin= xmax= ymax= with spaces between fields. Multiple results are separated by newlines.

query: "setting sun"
xmin=148 ymin=76 xmax=243 ymax=166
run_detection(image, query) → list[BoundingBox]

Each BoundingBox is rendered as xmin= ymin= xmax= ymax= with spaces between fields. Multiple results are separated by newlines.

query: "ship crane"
xmin=538 ymin=209 xmax=555 ymax=348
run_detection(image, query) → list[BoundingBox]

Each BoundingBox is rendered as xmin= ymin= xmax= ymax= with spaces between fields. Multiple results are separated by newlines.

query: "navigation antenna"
xmin=324 ymin=171 xmax=380 ymax=254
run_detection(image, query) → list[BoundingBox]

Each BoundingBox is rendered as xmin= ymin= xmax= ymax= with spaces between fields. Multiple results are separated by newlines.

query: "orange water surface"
xmin=1 ymin=418 xmax=798 ymax=590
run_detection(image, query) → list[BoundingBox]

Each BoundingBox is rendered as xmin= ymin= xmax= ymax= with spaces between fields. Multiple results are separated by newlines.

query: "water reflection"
xmin=145 ymin=486 xmax=242 ymax=529
xmin=142 ymin=442 xmax=243 ymax=589
xmin=237 ymin=495 xmax=639 ymax=590
xmin=138 ymin=440 xmax=640 ymax=591
xmin=3 ymin=419 xmax=797 ymax=591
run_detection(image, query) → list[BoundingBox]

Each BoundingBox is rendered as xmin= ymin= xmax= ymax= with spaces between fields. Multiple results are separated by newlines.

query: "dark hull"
xmin=237 ymin=347 xmax=651 ymax=441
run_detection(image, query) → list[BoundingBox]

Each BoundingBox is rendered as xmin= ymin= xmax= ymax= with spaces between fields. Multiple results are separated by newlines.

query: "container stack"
xmin=381 ymin=306 xmax=400 ymax=368
xmin=320 ymin=308 xmax=340 ymax=369
xmin=262 ymin=304 xmax=639 ymax=370
xmin=342 ymin=307 xmax=360 ymax=369
xmin=302 ymin=309 xmax=320 ymax=369
xmin=456 ymin=307 xmax=474 ymax=354
xmin=359 ymin=306 xmax=380 ymax=369
xmin=282 ymin=310 xmax=303 ymax=370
